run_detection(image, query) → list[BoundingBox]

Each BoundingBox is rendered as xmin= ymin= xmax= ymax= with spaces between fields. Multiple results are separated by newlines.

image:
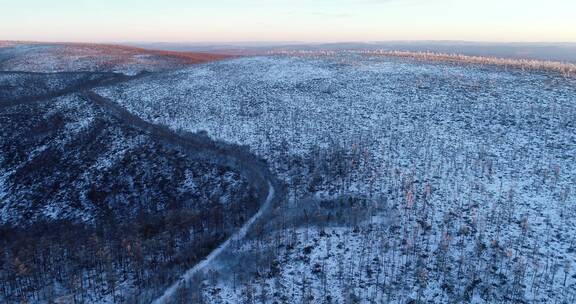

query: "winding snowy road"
xmin=152 ymin=182 xmax=276 ymax=304
xmin=1 ymin=71 xmax=283 ymax=303
xmin=85 ymin=90 xmax=283 ymax=303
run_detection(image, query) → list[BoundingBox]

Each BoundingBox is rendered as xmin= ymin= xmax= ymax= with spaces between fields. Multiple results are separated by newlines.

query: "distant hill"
xmin=0 ymin=41 xmax=231 ymax=75
xmin=130 ymin=41 xmax=576 ymax=63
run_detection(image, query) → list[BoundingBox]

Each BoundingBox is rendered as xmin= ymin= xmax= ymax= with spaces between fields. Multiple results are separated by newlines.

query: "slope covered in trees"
xmin=0 ymin=70 xmax=272 ymax=303
xmin=99 ymin=54 xmax=576 ymax=303
xmin=0 ymin=41 xmax=230 ymax=75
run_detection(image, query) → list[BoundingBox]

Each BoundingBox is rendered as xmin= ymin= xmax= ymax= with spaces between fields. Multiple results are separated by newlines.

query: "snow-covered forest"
xmin=0 ymin=73 xmax=265 ymax=303
xmin=1 ymin=42 xmax=575 ymax=303
xmin=95 ymin=54 xmax=576 ymax=303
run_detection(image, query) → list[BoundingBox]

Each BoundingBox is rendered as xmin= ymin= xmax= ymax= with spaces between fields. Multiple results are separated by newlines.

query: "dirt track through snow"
xmin=85 ymin=91 xmax=283 ymax=304
xmin=152 ymin=182 xmax=275 ymax=304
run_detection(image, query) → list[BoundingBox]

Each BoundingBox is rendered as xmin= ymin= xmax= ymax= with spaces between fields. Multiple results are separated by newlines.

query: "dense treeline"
xmin=367 ymin=50 xmax=576 ymax=77
xmin=268 ymin=50 xmax=576 ymax=77
xmin=0 ymin=186 xmax=258 ymax=303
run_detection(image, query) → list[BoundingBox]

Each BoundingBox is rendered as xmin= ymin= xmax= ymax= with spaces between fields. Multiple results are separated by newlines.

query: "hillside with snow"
xmin=1 ymin=43 xmax=575 ymax=303
xmin=98 ymin=54 xmax=576 ymax=303
xmin=0 ymin=72 xmax=270 ymax=302
xmin=0 ymin=42 xmax=230 ymax=75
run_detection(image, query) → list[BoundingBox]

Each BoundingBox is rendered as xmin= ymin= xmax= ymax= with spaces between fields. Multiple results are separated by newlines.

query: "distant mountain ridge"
xmin=128 ymin=41 xmax=576 ymax=63
xmin=0 ymin=41 xmax=231 ymax=75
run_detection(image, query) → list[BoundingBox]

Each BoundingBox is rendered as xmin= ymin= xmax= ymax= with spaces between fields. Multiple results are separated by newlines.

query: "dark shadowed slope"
xmin=0 ymin=70 xmax=283 ymax=303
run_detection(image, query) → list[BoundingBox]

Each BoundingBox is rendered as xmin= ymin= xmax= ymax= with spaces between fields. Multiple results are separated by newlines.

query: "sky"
xmin=0 ymin=0 xmax=575 ymax=43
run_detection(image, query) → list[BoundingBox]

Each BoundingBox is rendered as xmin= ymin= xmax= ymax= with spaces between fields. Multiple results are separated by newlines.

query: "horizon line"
xmin=3 ymin=39 xmax=576 ymax=46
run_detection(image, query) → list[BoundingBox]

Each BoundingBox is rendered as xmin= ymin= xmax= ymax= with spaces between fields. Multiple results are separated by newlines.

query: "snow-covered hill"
xmin=0 ymin=71 xmax=266 ymax=303
xmin=0 ymin=42 xmax=230 ymax=75
xmin=98 ymin=54 xmax=576 ymax=303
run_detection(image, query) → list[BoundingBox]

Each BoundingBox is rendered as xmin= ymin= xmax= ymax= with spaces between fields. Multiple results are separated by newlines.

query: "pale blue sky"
xmin=1 ymin=0 xmax=575 ymax=43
